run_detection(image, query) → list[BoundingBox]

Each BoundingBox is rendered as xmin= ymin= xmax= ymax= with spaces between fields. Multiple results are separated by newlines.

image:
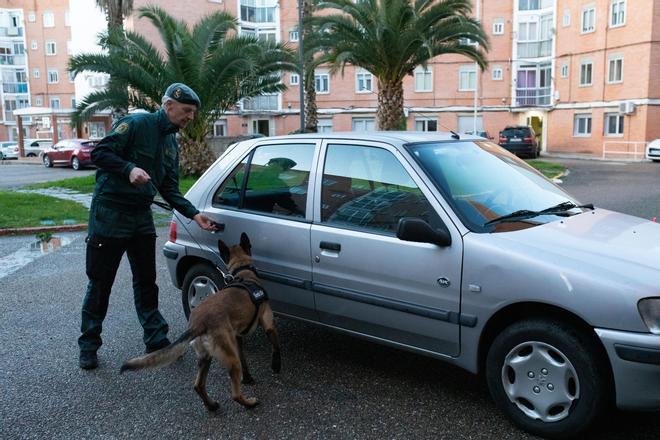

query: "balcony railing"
xmin=3 ymin=82 xmax=28 ymax=93
xmin=515 ymin=87 xmax=551 ymax=106
xmin=517 ymin=39 xmax=552 ymax=58
xmin=242 ymin=95 xmax=279 ymax=111
xmin=0 ymin=54 xmax=26 ymax=65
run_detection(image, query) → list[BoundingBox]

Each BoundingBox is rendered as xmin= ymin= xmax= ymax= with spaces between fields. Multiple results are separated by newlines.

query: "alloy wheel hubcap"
xmin=187 ymin=275 xmax=219 ymax=309
xmin=501 ymin=341 xmax=579 ymax=422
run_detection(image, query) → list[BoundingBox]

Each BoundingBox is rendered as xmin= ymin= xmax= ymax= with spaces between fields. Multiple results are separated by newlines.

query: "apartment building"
xmin=131 ymin=0 xmax=659 ymax=157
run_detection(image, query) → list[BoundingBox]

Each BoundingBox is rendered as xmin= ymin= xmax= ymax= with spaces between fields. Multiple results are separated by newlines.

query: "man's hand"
xmin=129 ymin=167 xmax=151 ymax=186
xmin=194 ymin=213 xmax=219 ymax=232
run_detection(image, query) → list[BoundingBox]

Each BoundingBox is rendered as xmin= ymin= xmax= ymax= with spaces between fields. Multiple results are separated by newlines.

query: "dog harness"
xmin=223 ymin=265 xmax=268 ymax=335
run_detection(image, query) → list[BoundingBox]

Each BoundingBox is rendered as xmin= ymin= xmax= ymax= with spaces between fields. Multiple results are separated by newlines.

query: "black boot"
xmin=79 ymin=350 xmax=98 ymax=370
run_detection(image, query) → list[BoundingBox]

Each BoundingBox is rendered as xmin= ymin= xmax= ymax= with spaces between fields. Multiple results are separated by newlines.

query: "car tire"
xmin=180 ymin=262 xmax=225 ymax=319
xmin=26 ymin=153 xmax=36 ymax=157
xmin=43 ymin=155 xmax=53 ymax=168
xmin=486 ymin=319 xmax=610 ymax=439
xmin=71 ymin=156 xmax=81 ymax=170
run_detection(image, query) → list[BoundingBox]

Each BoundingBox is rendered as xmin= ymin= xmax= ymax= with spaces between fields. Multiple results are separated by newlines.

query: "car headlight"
xmin=638 ymin=298 xmax=660 ymax=334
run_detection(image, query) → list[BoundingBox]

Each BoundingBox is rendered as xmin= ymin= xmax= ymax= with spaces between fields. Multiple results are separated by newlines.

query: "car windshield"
xmin=406 ymin=141 xmax=581 ymax=233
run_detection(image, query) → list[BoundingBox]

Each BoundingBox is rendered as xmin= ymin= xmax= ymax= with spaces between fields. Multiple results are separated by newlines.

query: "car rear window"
xmin=502 ymin=128 xmax=531 ymax=137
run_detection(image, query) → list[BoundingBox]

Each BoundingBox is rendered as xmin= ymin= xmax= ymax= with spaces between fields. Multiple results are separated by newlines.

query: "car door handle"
xmin=210 ymin=221 xmax=225 ymax=232
xmin=320 ymin=241 xmax=341 ymax=252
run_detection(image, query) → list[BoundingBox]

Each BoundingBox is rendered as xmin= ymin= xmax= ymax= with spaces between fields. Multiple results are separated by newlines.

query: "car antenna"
xmin=450 ymin=131 xmax=460 ymax=140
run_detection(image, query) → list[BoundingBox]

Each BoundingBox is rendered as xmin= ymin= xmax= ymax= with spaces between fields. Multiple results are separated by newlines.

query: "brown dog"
xmin=120 ymin=232 xmax=281 ymax=411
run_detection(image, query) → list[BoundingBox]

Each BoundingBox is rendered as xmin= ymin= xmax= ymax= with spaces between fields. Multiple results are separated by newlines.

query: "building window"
xmin=28 ymin=11 xmax=36 ymax=22
xmin=604 ymin=112 xmax=624 ymax=136
xmin=318 ymin=118 xmax=333 ymax=133
xmin=315 ymin=73 xmax=329 ymax=94
xmin=560 ymin=64 xmax=568 ymax=77
xmin=213 ymin=120 xmax=227 ymax=137
xmin=35 ymin=97 xmax=42 ymax=106
xmin=492 ymin=21 xmax=504 ymax=35
xmin=492 ymin=67 xmax=503 ymax=81
xmin=459 ymin=65 xmax=477 ymax=91
xmin=45 ymin=41 xmax=56 ymax=56
xmin=351 ymin=117 xmax=375 ymax=131
xmin=355 ymin=69 xmax=373 ymax=93
xmin=33 ymin=68 xmax=40 ymax=78
xmin=240 ymin=0 xmax=276 ymax=23
xmin=415 ymin=118 xmax=438 ymax=132
xmin=289 ymin=28 xmax=299 ymax=42
xmin=43 ymin=12 xmax=55 ymax=28
xmin=573 ymin=113 xmax=592 ymax=136
xmin=563 ymin=9 xmax=570 ymax=27
xmin=579 ymin=61 xmax=592 ymax=86
xmin=610 ymin=0 xmax=626 ymax=27
xmin=64 ymin=10 xmax=71 ymax=27
xmin=67 ymin=41 xmax=73 ymax=55
xmin=48 ymin=69 xmax=59 ymax=84
xmin=608 ymin=56 xmax=623 ymax=83
xmin=71 ymin=97 xmax=76 ymax=108
xmin=50 ymin=97 xmax=60 ymax=109
xmin=582 ymin=6 xmax=596 ymax=33
xmin=31 ymin=40 xmax=37 ymax=50
xmin=518 ymin=0 xmax=541 ymax=11
xmin=414 ymin=66 xmax=432 ymax=92
xmin=289 ymin=73 xmax=299 ymax=85
xmin=68 ymin=71 xmax=75 ymax=83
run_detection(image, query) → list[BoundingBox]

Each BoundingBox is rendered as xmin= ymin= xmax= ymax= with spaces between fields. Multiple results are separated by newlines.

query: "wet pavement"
xmin=0 ymin=232 xmax=82 ymax=280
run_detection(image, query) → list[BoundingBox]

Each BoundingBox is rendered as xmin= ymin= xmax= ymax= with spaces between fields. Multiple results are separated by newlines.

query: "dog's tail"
xmin=120 ymin=329 xmax=198 ymax=374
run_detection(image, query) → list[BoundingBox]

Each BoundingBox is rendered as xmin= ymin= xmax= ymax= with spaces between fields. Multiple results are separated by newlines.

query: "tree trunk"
xmin=377 ymin=79 xmax=405 ymax=130
xmin=178 ymin=137 xmax=216 ymax=177
xmin=107 ymin=1 xmax=128 ymax=121
xmin=302 ymin=0 xmax=317 ymax=132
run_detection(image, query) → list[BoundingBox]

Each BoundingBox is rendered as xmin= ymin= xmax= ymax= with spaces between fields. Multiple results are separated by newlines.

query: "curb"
xmin=0 ymin=224 xmax=88 ymax=236
xmin=0 ymin=159 xmax=42 ymax=166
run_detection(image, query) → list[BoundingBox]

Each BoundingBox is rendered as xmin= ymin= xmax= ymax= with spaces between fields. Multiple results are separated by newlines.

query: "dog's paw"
xmin=271 ymin=352 xmax=281 ymax=373
xmin=243 ymin=397 xmax=259 ymax=409
xmin=242 ymin=375 xmax=255 ymax=385
xmin=205 ymin=401 xmax=220 ymax=412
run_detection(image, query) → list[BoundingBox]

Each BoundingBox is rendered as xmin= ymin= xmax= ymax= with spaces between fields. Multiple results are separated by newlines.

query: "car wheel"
xmin=43 ymin=155 xmax=53 ymax=168
xmin=26 ymin=153 xmax=36 ymax=157
xmin=71 ymin=156 xmax=80 ymax=170
xmin=180 ymin=262 xmax=224 ymax=319
xmin=486 ymin=319 xmax=610 ymax=439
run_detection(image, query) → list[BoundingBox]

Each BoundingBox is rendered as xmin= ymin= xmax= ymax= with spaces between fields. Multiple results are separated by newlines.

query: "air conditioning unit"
xmin=618 ymin=101 xmax=636 ymax=115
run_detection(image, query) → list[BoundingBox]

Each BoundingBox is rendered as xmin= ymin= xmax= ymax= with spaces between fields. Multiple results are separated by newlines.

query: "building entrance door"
xmin=252 ymin=119 xmax=271 ymax=136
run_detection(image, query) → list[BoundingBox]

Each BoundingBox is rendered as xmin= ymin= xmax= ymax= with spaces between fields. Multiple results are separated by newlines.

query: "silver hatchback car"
xmin=163 ymin=132 xmax=660 ymax=438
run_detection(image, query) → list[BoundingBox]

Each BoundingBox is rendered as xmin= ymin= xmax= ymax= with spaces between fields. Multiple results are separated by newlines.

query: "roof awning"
xmin=13 ymin=107 xmax=76 ymax=117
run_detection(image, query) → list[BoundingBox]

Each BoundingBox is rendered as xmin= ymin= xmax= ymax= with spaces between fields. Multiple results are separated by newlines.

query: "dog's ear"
xmin=218 ymin=239 xmax=230 ymax=263
xmin=240 ymin=232 xmax=251 ymax=256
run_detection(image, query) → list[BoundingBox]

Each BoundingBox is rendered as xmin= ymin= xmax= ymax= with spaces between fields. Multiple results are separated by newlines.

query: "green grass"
xmin=0 ymin=191 xmax=89 ymax=229
xmin=526 ymin=160 xmax=567 ymax=179
xmin=25 ymin=174 xmax=199 ymax=195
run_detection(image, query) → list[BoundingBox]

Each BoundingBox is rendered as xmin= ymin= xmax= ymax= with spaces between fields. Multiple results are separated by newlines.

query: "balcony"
xmin=0 ymin=54 xmax=26 ymax=66
xmin=517 ymin=39 xmax=552 ymax=58
xmin=242 ymin=95 xmax=279 ymax=111
xmin=515 ymin=87 xmax=551 ymax=106
xmin=3 ymin=82 xmax=28 ymax=93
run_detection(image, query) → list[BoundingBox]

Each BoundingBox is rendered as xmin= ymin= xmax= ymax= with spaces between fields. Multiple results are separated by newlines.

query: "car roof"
xmin=251 ymin=131 xmax=482 ymax=144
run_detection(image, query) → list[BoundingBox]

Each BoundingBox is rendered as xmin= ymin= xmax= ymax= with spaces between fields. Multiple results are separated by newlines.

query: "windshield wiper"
xmin=484 ymin=201 xmax=594 ymax=227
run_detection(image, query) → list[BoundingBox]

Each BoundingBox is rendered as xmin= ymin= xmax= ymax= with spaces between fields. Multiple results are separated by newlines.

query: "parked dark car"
xmin=42 ymin=139 xmax=98 ymax=170
xmin=498 ymin=126 xmax=540 ymax=158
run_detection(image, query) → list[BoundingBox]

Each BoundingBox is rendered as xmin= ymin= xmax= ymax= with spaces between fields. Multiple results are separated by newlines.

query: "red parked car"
xmin=42 ymin=139 xmax=99 ymax=170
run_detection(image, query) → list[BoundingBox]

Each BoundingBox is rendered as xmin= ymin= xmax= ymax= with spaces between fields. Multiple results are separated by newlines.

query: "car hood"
xmin=495 ymin=208 xmax=660 ymax=288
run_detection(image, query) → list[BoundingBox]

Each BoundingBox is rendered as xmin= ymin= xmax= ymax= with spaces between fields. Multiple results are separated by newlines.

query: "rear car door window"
xmin=321 ymin=144 xmax=440 ymax=233
xmin=213 ymin=144 xmax=315 ymax=218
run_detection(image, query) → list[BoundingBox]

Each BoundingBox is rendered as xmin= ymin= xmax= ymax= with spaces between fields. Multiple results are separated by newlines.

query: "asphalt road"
xmin=1 ymin=158 xmax=659 ymax=440
xmin=0 ymin=163 xmax=95 ymax=189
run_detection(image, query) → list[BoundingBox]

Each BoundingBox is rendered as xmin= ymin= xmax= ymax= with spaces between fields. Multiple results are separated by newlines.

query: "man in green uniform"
xmin=78 ymin=83 xmax=217 ymax=369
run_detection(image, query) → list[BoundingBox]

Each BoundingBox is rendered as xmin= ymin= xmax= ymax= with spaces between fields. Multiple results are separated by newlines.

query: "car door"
xmin=51 ymin=141 xmax=70 ymax=164
xmin=310 ymin=140 xmax=463 ymax=357
xmin=202 ymin=139 xmax=321 ymax=320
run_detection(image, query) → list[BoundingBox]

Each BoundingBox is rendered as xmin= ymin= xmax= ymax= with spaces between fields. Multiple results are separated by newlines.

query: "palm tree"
xmin=308 ymin=0 xmax=488 ymax=130
xmin=69 ymin=6 xmax=297 ymax=176
xmin=302 ymin=0 xmax=318 ymax=132
xmin=96 ymin=0 xmax=133 ymax=32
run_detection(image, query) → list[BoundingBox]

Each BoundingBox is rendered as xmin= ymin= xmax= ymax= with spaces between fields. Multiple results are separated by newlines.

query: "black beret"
xmin=165 ymin=83 xmax=201 ymax=108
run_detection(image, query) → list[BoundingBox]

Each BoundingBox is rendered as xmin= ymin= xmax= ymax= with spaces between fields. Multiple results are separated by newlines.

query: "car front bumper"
xmin=595 ymin=327 xmax=660 ymax=410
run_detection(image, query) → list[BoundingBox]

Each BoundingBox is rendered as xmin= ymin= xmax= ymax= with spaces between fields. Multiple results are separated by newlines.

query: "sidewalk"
xmin=0 ymin=157 xmax=42 ymax=165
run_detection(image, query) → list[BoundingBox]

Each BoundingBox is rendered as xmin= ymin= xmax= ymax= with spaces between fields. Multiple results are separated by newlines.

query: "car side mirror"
xmin=397 ymin=217 xmax=452 ymax=247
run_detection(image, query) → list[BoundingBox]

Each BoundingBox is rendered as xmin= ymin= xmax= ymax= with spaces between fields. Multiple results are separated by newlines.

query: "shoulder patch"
xmin=115 ymin=122 xmax=129 ymax=134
